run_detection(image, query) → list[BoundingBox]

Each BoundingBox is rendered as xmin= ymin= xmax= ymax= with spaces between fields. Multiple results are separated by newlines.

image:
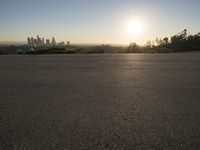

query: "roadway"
xmin=0 ymin=54 xmax=200 ymax=149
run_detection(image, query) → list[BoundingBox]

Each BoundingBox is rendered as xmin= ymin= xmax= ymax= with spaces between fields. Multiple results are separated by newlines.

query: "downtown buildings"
xmin=27 ymin=35 xmax=70 ymax=48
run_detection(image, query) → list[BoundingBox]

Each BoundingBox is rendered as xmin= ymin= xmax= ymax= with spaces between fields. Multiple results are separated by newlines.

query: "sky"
xmin=0 ymin=0 xmax=200 ymax=45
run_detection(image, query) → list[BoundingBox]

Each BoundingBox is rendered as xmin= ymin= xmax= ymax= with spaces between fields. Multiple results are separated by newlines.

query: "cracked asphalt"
xmin=0 ymin=54 xmax=200 ymax=149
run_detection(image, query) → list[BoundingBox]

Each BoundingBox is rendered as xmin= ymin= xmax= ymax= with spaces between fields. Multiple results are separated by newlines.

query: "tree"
xmin=155 ymin=38 xmax=164 ymax=46
xmin=163 ymin=37 xmax=169 ymax=45
xmin=127 ymin=42 xmax=139 ymax=52
xmin=145 ymin=40 xmax=152 ymax=48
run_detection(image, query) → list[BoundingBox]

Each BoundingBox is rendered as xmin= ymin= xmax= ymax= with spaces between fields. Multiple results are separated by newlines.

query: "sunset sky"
xmin=0 ymin=0 xmax=200 ymax=45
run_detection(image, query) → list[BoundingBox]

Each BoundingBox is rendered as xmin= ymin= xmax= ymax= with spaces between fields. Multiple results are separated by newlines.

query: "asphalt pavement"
xmin=0 ymin=54 xmax=200 ymax=149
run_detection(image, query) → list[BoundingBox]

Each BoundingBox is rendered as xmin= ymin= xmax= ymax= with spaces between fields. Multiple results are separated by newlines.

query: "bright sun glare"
xmin=128 ymin=19 xmax=144 ymax=36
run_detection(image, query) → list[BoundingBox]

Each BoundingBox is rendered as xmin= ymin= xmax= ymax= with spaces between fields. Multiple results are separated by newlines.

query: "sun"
xmin=128 ymin=19 xmax=144 ymax=36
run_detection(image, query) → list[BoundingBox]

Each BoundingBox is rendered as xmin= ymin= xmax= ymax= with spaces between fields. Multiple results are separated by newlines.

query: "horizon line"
xmin=0 ymin=41 xmax=129 ymax=46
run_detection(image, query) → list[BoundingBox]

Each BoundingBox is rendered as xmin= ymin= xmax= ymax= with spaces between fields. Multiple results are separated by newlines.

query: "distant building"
xmin=57 ymin=41 xmax=65 ymax=47
xmin=42 ymin=38 xmax=45 ymax=46
xmin=27 ymin=35 xmax=69 ymax=48
xmin=27 ymin=37 xmax=31 ymax=46
xmin=51 ymin=37 xmax=56 ymax=46
xmin=46 ymin=39 xmax=50 ymax=46
xmin=33 ymin=39 xmax=38 ymax=48
xmin=31 ymin=37 xmax=34 ymax=47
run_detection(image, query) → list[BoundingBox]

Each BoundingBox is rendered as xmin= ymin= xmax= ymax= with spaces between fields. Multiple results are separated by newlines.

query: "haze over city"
xmin=0 ymin=0 xmax=200 ymax=45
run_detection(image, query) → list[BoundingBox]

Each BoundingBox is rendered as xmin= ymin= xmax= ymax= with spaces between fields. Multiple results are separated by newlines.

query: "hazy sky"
xmin=0 ymin=0 xmax=200 ymax=44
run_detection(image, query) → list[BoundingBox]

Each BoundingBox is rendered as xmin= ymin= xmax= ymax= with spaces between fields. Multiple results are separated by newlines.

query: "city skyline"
xmin=27 ymin=35 xmax=69 ymax=47
xmin=0 ymin=0 xmax=200 ymax=44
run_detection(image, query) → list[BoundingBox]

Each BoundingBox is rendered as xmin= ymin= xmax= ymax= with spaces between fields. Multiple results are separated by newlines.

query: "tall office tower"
xmin=27 ymin=37 xmax=31 ymax=46
xmin=33 ymin=39 xmax=37 ymax=48
xmin=42 ymin=38 xmax=45 ymax=47
xmin=67 ymin=41 xmax=70 ymax=46
xmin=31 ymin=37 xmax=34 ymax=47
xmin=37 ymin=35 xmax=40 ymax=42
xmin=46 ymin=39 xmax=50 ymax=46
xmin=37 ymin=35 xmax=42 ymax=47
xmin=51 ymin=37 xmax=56 ymax=46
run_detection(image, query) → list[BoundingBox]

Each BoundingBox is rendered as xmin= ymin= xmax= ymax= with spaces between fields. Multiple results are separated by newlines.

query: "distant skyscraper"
xmin=33 ymin=39 xmax=37 ymax=48
xmin=27 ymin=37 xmax=31 ymax=46
xmin=42 ymin=38 xmax=45 ymax=46
xmin=36 ymin=35 xmax=43 ymax=47
xmin=67 ymin=41 xmax=70 ymax=46
xmin=51 ymin=37 xmax=56 ymax=46
xmin=27 ymin=35 xmax=62 ymax=48
xmin=46 ymin=39 xmax=50 ymax=46
xmin=31 ymin=37 xmax=34 ymax=47
xmin=37 ymin=35 xmax=40 ymax=42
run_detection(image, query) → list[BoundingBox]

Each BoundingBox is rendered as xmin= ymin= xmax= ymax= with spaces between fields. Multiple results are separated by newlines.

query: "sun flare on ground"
xmin=127 ymin=19 xmax=144 ymax=36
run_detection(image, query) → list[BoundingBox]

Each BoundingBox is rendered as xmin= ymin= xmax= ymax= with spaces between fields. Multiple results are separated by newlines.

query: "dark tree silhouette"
xmin=163 ymin=37 xmax=169 ymax=45
xmin=128 ymin=29 xmax=200 ymax=53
